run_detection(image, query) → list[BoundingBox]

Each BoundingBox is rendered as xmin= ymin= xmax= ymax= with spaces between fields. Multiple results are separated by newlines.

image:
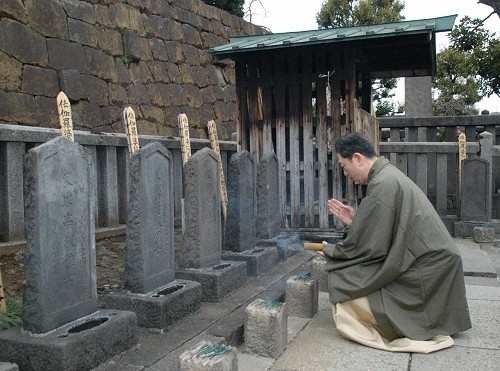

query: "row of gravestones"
xmin=0 ymin=136 xmax=285 ymax=371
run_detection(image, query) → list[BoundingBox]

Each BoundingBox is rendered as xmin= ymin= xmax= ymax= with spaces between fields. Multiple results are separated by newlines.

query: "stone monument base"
xmin=454 ymin=221 xmax=489 ymax=238
xmin=257 ymin=237 xmax=297 ymax=262
xmin=176 ymin=260 xmax=247 ymax=302
xmin=0 ymin=310 xmax=137 ymax=371
xmin=105 ymin=279 xmax=202 ymax=329
xmin=222 ymin=246 xmax=278 ymax=276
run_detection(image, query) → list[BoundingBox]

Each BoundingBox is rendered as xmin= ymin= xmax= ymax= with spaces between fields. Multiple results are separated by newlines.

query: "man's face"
xmin=337 ymin=153 xmax=367 ymax=184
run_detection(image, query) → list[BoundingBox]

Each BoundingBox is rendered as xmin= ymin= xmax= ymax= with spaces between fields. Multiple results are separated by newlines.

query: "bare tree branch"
xmin=478 ymin=0 xmax=500 ymax=18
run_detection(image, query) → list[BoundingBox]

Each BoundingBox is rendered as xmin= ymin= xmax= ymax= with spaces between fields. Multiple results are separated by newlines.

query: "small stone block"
xmin=473 ymin=227 xmax=495 ymax=243
xmin=286 ymin=274 xmax=319 ymax=318
xmin=179 ymin=340 xmax=237 ymax=371
xmin=311 ymin=256 xmax=328 ymax=292
xmin=244 ymin=299 xmax=287 ymax=358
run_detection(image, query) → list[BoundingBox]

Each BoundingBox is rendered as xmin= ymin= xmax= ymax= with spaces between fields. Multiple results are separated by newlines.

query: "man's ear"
xmin=352 ymin=152 xmax=363 ymax=164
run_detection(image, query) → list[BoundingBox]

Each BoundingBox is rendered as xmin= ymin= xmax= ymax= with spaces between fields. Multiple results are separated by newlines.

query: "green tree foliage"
xmin=433 ymin=16 xmax=500 ymax=116
xmin=316 ymin=1 xmax=405 ymax=116
xmin=202 ymin=0 xmax=245 ymax=17
xmin=316 ymin=0 xmax=404 ymax=29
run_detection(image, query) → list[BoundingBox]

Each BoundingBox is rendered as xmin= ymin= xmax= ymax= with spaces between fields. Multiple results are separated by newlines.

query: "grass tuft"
xmin=0 ymin=298 xmax=22 ymax=331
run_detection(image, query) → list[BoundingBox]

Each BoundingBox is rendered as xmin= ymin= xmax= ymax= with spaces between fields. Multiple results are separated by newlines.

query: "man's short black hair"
xmin=334 ymin=132 xmax=377 ymax=159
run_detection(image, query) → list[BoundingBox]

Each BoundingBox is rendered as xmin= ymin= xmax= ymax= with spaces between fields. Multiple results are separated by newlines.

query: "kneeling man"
xmin=320 ymin=132 xmax=471 ymax=353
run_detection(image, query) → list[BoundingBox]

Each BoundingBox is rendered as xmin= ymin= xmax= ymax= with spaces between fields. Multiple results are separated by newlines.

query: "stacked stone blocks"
xmin=0 ymin=0 xmax=265 ymax=139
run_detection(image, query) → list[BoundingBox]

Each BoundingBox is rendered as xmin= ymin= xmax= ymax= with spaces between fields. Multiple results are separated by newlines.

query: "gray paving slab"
xmin=455 ymin=238 xmax=498 ymax=277
xmin=411 ymin=346 xmax=500 ymax=370
xmin=271 ymin=310 xmax=410 ymax=370
xmin=453 ymin=286 xmax=500 ymax=350
xmin=464 ymin=276 xmax=500 ymax=286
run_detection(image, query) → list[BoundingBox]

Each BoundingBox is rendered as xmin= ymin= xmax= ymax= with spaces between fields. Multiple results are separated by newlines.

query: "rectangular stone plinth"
xmin=286 ymin=274 xmax=319 ymax=318
xmin=105 ymin=280 xmax=202 ymax=329
xmin=454 ymin=221 xmax=487 ymax=238
xmin=244 ymin=299 xmax=287 ymax=358
xmin=222 ymin=246 xmax=278 ymax=276
xmin=176 ymin=260 xmax=247 ymax=302
xmin=0 ymin=310 xmax=137 ymax=371
xmin=179 ymin=340 xmax=238 ymax=371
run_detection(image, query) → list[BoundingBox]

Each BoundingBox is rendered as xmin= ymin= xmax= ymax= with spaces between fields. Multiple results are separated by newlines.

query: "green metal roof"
xmin=211 ymin=15 xmax=457 ymax=58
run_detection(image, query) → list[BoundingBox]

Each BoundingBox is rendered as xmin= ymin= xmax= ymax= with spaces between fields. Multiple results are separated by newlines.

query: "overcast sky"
xmin=243 ymin=0 xmax=500 ymax=112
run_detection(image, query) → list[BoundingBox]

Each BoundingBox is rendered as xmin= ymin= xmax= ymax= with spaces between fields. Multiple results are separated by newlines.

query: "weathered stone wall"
xmin=0 ymin=0 xmax=264 ymax=140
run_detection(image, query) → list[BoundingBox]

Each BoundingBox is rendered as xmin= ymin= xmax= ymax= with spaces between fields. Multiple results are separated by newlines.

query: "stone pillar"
xmin=97 ymin=145 xmax=119 ymax=227
xmin=311 ymin=256 xmax=329 ymax=292
xmin=244 ymin=299 xmax=287 ymax=358
xmin=479 ymin=131 xmax=493 ymax=221
xmin=285 ymin=274 xmax=318 ymax=318
xmin=0 ymin=142 xmax=24 ymax=241
xmin=405 ymin=76 xmax=432 ymax=117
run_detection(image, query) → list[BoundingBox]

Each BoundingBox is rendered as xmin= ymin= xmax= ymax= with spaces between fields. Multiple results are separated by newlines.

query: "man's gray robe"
xmin=323 ymin=157 xmax=472 ymax=341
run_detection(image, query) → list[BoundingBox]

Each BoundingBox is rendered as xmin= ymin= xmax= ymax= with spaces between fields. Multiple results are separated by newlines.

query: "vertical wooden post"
xmin=458 ymin=132 xmax=466 ymax=196
xmin=178 ymin=113 xmax=191 ymax=166
xmin=178 ymin=113 xmax=191 ymax=234
xmin=207 ymin=120 xmax=228 ymax=222
xmin=57 ymin=91 xmax=75 ymax=142
xmin=123 ymin=107 xmax=140 ymax=155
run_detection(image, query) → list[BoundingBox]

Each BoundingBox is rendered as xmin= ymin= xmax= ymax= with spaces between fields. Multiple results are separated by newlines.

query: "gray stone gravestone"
xmin=225 ymin=150 xmax=256 ymax=252
xmin=256 ymin=152 xmax=281 ymax=239
xmin=455 ymin=157 xmax=492 ymax=237
xmin=0 ymin=136 xmax=136 ymax=371
xmin=22 ymin=136 xmax=97 ymax=332
xmin=105 ymin=142 xmax=201 ymax=328
xmin=223 ymin=151 xmax=278 ymax=276
xmin=183 ymin=147 xmax=222 ymax=268
xmin=176 ymin=147 xmax=247 ymax=301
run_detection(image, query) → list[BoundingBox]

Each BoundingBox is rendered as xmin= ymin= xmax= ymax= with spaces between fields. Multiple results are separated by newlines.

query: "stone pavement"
xmin=85 ymin=237 xmax=500 ymax=371
xmin=1 ymin=238 xmax=496 ymax=371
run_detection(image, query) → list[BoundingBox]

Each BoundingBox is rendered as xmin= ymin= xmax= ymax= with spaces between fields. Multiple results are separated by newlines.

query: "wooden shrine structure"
xmin=211 ymin=15 xmax=457 ymax=229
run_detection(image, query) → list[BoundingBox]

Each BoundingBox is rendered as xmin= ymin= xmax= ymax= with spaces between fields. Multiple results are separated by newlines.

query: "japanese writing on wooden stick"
xmin=207 ymin=120 xmax=228 ymax=220
xmin=123 ymin=106 xmax=140 ymax=155
xmin=56 ymin=91 xmax=74 ymax=141
xmin=178 ymin=113 xmax=191 ymax=166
